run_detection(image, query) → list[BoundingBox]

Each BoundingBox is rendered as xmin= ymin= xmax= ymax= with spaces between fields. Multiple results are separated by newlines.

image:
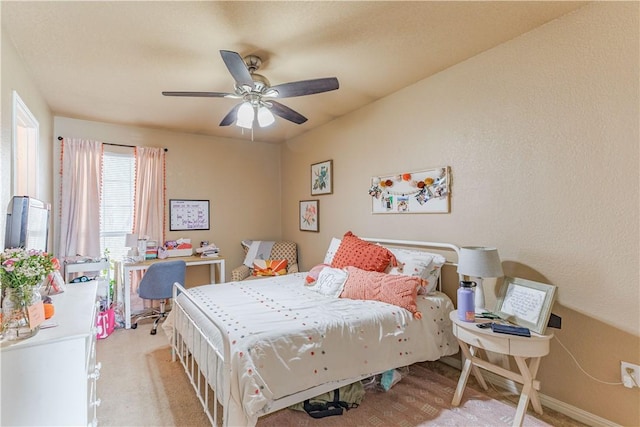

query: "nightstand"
xmin=449 ymin=311 xmax=553 ymax=427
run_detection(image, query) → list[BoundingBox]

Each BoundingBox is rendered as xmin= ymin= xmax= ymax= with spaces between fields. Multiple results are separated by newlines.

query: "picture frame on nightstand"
xmin=495 ymin=276 xmax=557 ymax=334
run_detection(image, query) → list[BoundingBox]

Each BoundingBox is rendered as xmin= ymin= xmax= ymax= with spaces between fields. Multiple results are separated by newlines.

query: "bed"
xmin=169 ymin=237 xmax=461 ymax=426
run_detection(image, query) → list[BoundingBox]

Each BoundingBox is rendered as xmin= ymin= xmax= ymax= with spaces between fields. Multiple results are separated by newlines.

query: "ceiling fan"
xmin=162 ymin=50 xmax=339 ymax=129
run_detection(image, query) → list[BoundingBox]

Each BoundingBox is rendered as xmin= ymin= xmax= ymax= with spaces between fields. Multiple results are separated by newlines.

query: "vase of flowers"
xmin=0 ymin=248 xmax=59 ymax=341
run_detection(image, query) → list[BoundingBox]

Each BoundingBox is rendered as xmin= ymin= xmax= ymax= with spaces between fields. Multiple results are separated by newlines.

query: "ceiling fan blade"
xmin=220 ymin=50 xmax=254 ymax=89
xmin=268 ymin=101 xmax=308 ymax=124
xmin=270 ymin=77 xmax=339 ymax=98
xmin=219 ymin=104 xmax=242 ymax=127
xmin=162 ymin=91 xmax=235 ymax=98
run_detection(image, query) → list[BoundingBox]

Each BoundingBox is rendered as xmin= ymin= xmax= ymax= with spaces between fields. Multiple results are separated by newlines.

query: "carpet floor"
xmin=97 ymin=322 xmax=585 ymax=427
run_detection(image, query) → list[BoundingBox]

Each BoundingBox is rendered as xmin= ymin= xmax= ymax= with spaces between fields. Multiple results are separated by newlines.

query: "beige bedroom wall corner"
xmin=281 ymin=3 xmax=639 ymax=426
xmin=53 ymin=117 xmax=282 ymax=283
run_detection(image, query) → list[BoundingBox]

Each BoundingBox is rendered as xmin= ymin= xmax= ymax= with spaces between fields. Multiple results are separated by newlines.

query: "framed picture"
xmin=370 ymin=166 xmax=450 ymax=214
xmin=311 ymin=160 xmax=333 ymax=195
xmin=299 ymin=200 xmax=319 ymax=232
xmin=169 ymin=199 xmax=210 ymax=231
xmin=495 ymin=277 xmax=557 ymax=334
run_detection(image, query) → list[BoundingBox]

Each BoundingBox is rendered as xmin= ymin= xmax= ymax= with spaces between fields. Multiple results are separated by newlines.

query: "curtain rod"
xmin=57 ymin=136 xmax=168 ymax=152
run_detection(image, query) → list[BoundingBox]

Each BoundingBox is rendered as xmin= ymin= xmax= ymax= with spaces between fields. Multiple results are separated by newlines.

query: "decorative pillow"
xmin=305 ymin=263 xmax=330 ymax=284
xmin=421 ymin=255 xmax=446 ymax=295
xmin=340 ymin=266 xmax=422 ymax=319
xmin=386 ymin=248 xmax=446 ymax=295
xmin=307 ymin=267 xmax=348 ymax=298
xmin=330 ymin=231 xmax=397 ymax=272
xmin=386 ymin=248 xmax=435 ymax=279
xmin=252 ymin=259 xmax=288 ymax=276
xmin=322 ymin=238 xmax=342 ymax=265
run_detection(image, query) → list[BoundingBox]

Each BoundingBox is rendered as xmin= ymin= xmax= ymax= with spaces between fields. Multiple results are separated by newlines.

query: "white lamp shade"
xmin=236 ymin=102 xmax=254 ymax=129
xmin=457 ymin=246 xmax=503 ymax=278
xmin=125 ymin=233 xmax=138 ymax=248
xmin=257 ymin=106 xmax=275 ymax=127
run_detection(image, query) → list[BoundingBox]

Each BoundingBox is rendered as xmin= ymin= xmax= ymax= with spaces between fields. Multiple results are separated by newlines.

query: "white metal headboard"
xmin=361 ymin=237 xmax=462 ymax=292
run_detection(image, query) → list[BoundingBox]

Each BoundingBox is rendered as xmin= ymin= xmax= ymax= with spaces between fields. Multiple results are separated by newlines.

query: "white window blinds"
xmin=100 ymin=148 xmax=135 ymax=261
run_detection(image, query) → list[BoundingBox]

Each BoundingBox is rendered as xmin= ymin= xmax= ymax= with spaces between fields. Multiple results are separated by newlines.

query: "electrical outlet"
xmin=621 ymin=361 xmax=640 ymax=388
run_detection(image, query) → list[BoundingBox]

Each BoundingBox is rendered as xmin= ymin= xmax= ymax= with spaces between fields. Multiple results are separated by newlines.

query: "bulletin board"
xmin=169 ymin=199 xmax=210 ymax=231
xmin=369 ymin=167 xmax=450 ymax=214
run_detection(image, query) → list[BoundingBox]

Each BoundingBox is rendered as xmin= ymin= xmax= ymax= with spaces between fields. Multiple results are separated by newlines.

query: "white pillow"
xmin=322 ymin=238 xmax=342 ymax=265
xmin=387 ymin=248 xmax=434 ymax=279
xmin=307 ymin=267 xmax=348 ymax=298
xmin=386 ymin=248 xmax=445 ymax=294
xmin=422 ymin=254 xmax=446 ymax=294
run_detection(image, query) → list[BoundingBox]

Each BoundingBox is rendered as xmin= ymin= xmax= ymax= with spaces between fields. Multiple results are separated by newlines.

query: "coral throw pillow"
xmin=340 ymin=266 xmax=422 ymax=318
xmin=330 ymin=231 xmax=397 ymax=272
xmin=253 ymin=259 xmax=288 ymax=276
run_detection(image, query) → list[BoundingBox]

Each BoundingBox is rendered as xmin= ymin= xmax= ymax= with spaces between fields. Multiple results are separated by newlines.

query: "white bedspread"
xmin=173 ymin=273 xmax=458 ymax=426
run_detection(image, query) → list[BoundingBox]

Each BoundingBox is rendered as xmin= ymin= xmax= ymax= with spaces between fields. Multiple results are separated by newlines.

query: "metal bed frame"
xmin=171 ymin=238 xmax=461 ymax=426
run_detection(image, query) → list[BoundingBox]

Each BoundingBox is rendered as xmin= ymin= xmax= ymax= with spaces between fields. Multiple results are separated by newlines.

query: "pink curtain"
xmin=132 ymin=147 xmax=166 ymax=311
xmin=133 ymin=147 xmax=165 ymax=244
xmin=58 ymin=138 xmax=103 ymax=258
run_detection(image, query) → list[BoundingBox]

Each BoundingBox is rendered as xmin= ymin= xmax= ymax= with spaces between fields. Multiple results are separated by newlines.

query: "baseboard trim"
xmin=438 ymin=356 xmax=619 ymax=427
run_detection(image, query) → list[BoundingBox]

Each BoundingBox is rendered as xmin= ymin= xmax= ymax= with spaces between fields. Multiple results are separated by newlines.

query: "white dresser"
xmin=1 ymin=282 xmax=101 ymax=427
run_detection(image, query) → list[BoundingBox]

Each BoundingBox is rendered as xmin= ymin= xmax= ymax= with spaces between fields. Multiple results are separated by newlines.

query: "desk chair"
xmin=131 ymin=260 xmax=186 ymax=335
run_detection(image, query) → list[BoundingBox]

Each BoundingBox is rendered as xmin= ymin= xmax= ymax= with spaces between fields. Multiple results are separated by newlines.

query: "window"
xmin=13 ymin=91 xmax=39 ymax=197
xmin=100 ymin=147 xmax=135 ymax=261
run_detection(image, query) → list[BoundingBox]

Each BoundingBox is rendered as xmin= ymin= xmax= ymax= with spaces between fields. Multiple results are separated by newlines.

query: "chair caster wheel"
xmin=150 ymin=329 xmax=157 ymax=335
xmin=131 ymin=323 xmax=138 ymax=329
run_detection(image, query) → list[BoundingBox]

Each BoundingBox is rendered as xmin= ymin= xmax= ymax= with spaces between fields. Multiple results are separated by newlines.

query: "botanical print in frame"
xmin=369 ymin=166 xmax=450 ymax=214
xmin=299 ymin=200 xmax=319 ymax=232
xmin=311 ymin=160 xmax=333 ymax=195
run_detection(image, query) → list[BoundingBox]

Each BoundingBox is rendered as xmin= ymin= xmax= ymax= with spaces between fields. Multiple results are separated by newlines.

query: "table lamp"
xmin=457 ymin=246 xmax=503 ymax=313
xmin=125 ymin=233 xmax=139 ymax=257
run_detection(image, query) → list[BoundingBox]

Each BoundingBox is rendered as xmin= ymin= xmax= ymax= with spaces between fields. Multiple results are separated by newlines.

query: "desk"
xmin=117 ymin=256 xmax=225 ymax=329
xmin=449 ymin=311 xmax=553 ymax=427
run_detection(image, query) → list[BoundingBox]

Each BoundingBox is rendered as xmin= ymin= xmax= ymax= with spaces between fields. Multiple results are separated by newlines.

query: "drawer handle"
xmin=89 ymin=364 xmax=102 ymax=380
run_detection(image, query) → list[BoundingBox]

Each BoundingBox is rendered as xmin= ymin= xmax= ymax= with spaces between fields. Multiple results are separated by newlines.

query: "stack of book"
xmin=197 ymin=244 xmax=219 ymax=258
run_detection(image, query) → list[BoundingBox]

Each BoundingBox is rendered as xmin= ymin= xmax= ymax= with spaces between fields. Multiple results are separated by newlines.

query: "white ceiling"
xmin=2 ymin=1 xmax=587 ymax=144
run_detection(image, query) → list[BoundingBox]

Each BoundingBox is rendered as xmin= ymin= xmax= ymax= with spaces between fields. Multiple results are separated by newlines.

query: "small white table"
xmin=64 ymin=258 xmax=110 ymax=284
xmin=449 ymin=311 xmax=553 ymax=427
xmin=117 ymin=255 xmax=225 ymax=329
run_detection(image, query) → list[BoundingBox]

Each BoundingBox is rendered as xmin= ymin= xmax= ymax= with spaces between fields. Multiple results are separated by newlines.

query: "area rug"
xmin=146 ymin=344 xmax=550 ymax=427
xmin=256 ymin=362 xmax=551 ymax=427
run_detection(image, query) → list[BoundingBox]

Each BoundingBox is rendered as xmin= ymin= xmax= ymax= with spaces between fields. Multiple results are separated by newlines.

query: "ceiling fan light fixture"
xmin=257 ymin=106 xmax=275 ymax=127
xmin=163 ymin=49 xmax=340 ymax=133
xmin=236 ymin=102 xmax=254 ymax=129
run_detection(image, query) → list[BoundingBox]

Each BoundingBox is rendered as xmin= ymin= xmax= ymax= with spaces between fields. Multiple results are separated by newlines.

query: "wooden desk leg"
xmin=209 ymin=264 xmax=216 ymax=284
xmin=124 ymin=268 xmax=132 ymax=329
xmin=452 ymin=341 xmax=489 ymax=406
xmin=468 ymin=346 xmax=489 ymax=391
xmin=457 ymin=340 xmax=489 ymax=390
xmin=512 ymin=356 xmax=543 ymax=427
xmin=519 ymin=356 xmax=544 ymax=414
xmin=452 ymin=354 xmax=473 ymax=406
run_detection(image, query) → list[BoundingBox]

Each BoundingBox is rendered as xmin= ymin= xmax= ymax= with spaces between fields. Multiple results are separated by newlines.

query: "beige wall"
xmin=53 ymin=117 xmax=282 ymax=283
xmin=281 ymin=3 xmax=639 ymax=426
xmin=1 ymin=28 xmax=54 ymax=249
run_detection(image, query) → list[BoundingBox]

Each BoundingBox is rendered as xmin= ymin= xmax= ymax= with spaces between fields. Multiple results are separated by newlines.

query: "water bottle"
xmin=457 ymin=281 xmax=476 ymax=322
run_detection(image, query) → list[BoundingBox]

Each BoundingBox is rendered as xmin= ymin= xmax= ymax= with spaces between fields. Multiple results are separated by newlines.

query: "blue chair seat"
xmin=131 ymin=260 xmax=186 ymax=335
